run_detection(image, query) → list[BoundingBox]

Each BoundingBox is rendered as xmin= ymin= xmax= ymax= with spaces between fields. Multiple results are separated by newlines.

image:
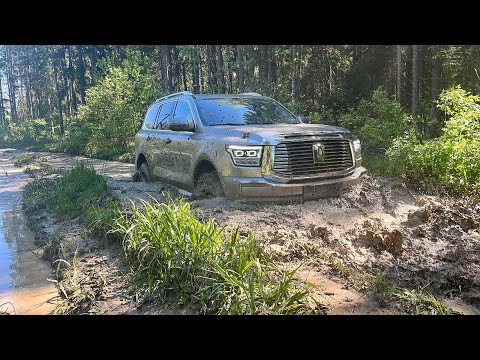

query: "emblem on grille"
xmin=312 ymin=143 xmax=325 ymax=163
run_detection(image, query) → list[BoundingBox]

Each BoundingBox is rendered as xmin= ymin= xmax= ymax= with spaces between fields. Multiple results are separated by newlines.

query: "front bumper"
xmin=222 ymin=166 xmax=367 ymax=202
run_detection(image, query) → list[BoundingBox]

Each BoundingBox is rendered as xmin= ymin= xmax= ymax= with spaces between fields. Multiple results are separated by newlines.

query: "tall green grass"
xmin=113 ymin=198 xmax=317 ymax=315
xmin=22 ymin=163 xmax=109 ymax=219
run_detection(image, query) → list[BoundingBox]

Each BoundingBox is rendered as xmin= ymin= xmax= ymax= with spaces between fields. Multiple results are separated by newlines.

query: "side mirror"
xmin=298 ymin=115 xmax=309 ymax=124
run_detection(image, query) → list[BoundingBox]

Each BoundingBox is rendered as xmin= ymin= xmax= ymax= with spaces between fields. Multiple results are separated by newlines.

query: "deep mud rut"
xmin=3 ymin=148 xmax=479 ymax=315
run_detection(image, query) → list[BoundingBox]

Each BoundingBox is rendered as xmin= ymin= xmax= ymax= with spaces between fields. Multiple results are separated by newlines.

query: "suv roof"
xmin=155 ymin=91 xmax=265 ymax=103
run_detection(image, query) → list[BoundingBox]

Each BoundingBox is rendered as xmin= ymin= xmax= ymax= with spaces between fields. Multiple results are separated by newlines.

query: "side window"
xmin=144 ymin=103 xmax=160 ymax=129
xmin=155 ymin=101 xmax=175 ymax=130
xmin=172 ymin=101 xmax=194 ymax=127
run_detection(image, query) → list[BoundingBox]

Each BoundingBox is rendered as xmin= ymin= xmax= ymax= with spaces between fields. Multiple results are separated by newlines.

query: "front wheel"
xmin=136 ymin=162 xmax=152 ymax=182
xmin=192 ymin=171 xmax=224 ymax=199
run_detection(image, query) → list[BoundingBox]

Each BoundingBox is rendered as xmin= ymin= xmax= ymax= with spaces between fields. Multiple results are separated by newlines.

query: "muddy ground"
xmin=3 ymin=148 xmax=480 ymax=315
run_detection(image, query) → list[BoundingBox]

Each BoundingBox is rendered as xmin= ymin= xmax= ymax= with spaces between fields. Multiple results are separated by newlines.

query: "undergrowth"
xmin=113 ymin=198 xmax=319 ymax=315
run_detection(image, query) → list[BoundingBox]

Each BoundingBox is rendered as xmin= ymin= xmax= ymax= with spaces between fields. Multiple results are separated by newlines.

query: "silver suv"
xmin=134 ymin=91 xmax=366 ymax=201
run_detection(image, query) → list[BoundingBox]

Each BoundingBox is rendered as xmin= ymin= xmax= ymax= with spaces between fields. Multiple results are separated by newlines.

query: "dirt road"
xmin=4 ymin=149 xmax=480 ymax=315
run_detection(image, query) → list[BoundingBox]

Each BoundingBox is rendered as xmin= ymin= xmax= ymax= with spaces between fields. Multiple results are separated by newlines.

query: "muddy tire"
xmin=193 ymin=171 xmax=224 ymax=199
xmin=136 ymin=162 xmax=152 ymax=182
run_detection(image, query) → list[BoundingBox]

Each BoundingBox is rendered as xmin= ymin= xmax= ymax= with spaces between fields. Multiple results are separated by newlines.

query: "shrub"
xmin=337 ymin=88 xmax=408 ymax=154
xmin=387 ymin=86 xmax=480 ymax=196
xmin=75 ymin=51 xmax=159 ymax=159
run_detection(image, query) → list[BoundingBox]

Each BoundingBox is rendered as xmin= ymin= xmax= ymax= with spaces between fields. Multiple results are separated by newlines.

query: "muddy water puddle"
xmin=0 ymin=151 xmax=57 ymax=314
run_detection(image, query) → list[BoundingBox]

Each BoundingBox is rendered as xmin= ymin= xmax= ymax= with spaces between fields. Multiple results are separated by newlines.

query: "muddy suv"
xmin=135 ymin=91 xmax=366 ymax=201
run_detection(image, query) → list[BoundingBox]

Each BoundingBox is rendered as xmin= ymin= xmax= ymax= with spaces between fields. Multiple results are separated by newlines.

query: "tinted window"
xmin=194 ymin=97 xmax=299 ymax=126
xmin=155 ymin=101 xmax=175 ymax=129
xmin=144 ymin=103 xmax=160 ymax=129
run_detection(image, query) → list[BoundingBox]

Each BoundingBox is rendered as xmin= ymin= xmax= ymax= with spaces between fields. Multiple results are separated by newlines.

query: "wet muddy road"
xmin=0 ymin=150 xmax=57 ymax=314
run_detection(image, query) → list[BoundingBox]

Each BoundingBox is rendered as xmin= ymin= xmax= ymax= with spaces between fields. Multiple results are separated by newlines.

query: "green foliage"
xmin=74 ymin=51 xmax=159 ymax=159
xmin=22 ymin=163 xmax=109 ymax=219
xmin=0 ymin=119 xmax=56 ymax=150
xmin=336 ymin=88 xmax=408 ymax=154
xmin=114 ymin=197 xmax=317 ymax=315
xmin=387 ymin=86 xmax=480 ymax=196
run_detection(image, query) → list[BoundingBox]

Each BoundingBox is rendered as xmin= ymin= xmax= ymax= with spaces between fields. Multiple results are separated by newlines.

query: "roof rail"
xmin=240 ymin=92 xmax=262 ymax=96
xmin=156 ymin=91 xmax=193 ymax=102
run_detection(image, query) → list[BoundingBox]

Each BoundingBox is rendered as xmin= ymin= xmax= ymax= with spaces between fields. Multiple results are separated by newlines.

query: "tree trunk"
xmin=53 ymin=49 xmax=64 ymax=135
xmin=396 ymin=45 xmax=402 ymax=104
xmin=412 ymin=45 xmax=420 ymax=120
xmin=161 ymin=45 xmax=173 ymax=92
xmin=89 ymin=45 xmax=97 ymax=86
xmin=25 ymin=46 xmax=33 ymax=119
xmin=217 ymin=45 xmax=226 ymax=93
xmin=191 ymin=48 xmax=200 ymax=94
xmin=5 ymin=46 xmax=18 ymax=123
xmin=207 ymin=45 xmax=218 ymax=92
xmin=182 ymin=61 xmax=187 ymax=91
xmin=76 ymin=45 xmax=86 ymax=105
xmin=430 ymin=45 xmax=441 ymax=120
xmin=292 ymin=45 xmax=300 ymax=101
xmin=237 ymin=45 xmax=245 ymax=92
xmin=0 ymin=72 xmax=5 ymax=125
xmin=67 ymin=45 xmax=78 ymax=112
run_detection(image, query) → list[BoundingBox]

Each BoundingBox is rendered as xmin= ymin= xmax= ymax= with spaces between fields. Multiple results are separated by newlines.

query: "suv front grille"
xmin=273 ymin=139 xmax=353 ymax=177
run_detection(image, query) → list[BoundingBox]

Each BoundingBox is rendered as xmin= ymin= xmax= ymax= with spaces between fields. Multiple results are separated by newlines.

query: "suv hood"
xmin=209 ymin=123 xmax=351 ymax=144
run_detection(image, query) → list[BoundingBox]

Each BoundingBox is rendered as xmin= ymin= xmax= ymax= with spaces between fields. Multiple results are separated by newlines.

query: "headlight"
xmin=352 ymin=138 xmax=361 ymax=159
xmin=226 ymin=145 xmax=263 ymax=166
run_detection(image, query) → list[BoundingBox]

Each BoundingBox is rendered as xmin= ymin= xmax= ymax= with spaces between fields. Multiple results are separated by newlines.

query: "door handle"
xmin=165 ymin=138 xmax=172 ymax=144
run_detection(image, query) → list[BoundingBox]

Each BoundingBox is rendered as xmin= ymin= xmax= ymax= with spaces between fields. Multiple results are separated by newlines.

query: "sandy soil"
xmin=5 ymin=149 xmax=480 ymax=315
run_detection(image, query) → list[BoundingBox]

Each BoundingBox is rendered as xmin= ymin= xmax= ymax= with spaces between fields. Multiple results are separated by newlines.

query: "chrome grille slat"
xmin=273 ymin=139 xmax=353 ymax=177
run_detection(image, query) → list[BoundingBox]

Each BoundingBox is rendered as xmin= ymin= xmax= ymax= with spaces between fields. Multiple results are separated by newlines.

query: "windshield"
xmin=194 ymin=97 xmax=300 ymax=126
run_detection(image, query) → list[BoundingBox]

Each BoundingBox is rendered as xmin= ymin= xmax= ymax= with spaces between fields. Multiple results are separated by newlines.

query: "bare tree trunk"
xmin=67 ymin=45 xmax=78 ymax=112
xmin=89 ymin=45 xmax=97 ymax=86
xmin=412 ymin=45 xmax=419 ymax=120
xmin=292 ymin=45 xmax=300 ymax=101
xmin=396 ymin=45 xmax=402 ymax=104
xmin=76 ymin=45 xmax=86 ymax=105
xmin=237 ymin=45 xmax=244 ymax=92
xmin=207 ymin=45 xmax=218 ymax=92
xmin=430 ymin=45 xmax=441 ymax=120
xmin=182 ymin=61 xmax=187 ymax=91
xmin=217 ymin=45 xmax=226 ymax=93
xmin=161 ymin=45 xmax=173 ymax=92
xmin=53 ymin=49 xmax=64 ymax=135
xmin=0 ymin=72 xmax=5 ymax=125
xmin=25 ymin=46 xmax=33 ymax=119
xmin=191 ymin=48 xmax=200 ymax=94
xmin=226 ymin=45 xmax=233 ymax=93
xmin=5 ymin=46 xmax=18 ymax=123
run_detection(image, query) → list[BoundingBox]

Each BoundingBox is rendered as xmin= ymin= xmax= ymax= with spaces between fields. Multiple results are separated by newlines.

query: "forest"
xmin=1 ymin=45 xmax=480 ymax=197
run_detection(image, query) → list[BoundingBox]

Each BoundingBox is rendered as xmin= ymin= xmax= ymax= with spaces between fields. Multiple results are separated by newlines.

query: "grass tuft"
xmin=22 ymin=163 xmax=109 ymax=219
xmin=113 ymin=197 xmax=318 ymax=314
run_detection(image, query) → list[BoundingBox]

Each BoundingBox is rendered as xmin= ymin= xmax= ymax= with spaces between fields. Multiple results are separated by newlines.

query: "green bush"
xmin=337 ymin=88 xmax=408 ymax=154
xmin=387 ymin=86 xmax=480 ymax=196
xmin=0 ymin=119 xmax=56 ymax=150
xmin=75 ymin=51 xmax=159 ymax=159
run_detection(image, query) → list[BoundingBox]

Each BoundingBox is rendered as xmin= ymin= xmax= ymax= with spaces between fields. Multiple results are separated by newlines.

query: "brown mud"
xmin=3 ymin=148 xmax=479 ymax=315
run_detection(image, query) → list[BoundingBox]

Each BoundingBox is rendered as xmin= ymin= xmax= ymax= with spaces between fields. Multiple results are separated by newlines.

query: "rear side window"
xmin=156 ymin=101 xmax=175 ymax=129
xmin=144 ymin=103 xmax=160 ymax=129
